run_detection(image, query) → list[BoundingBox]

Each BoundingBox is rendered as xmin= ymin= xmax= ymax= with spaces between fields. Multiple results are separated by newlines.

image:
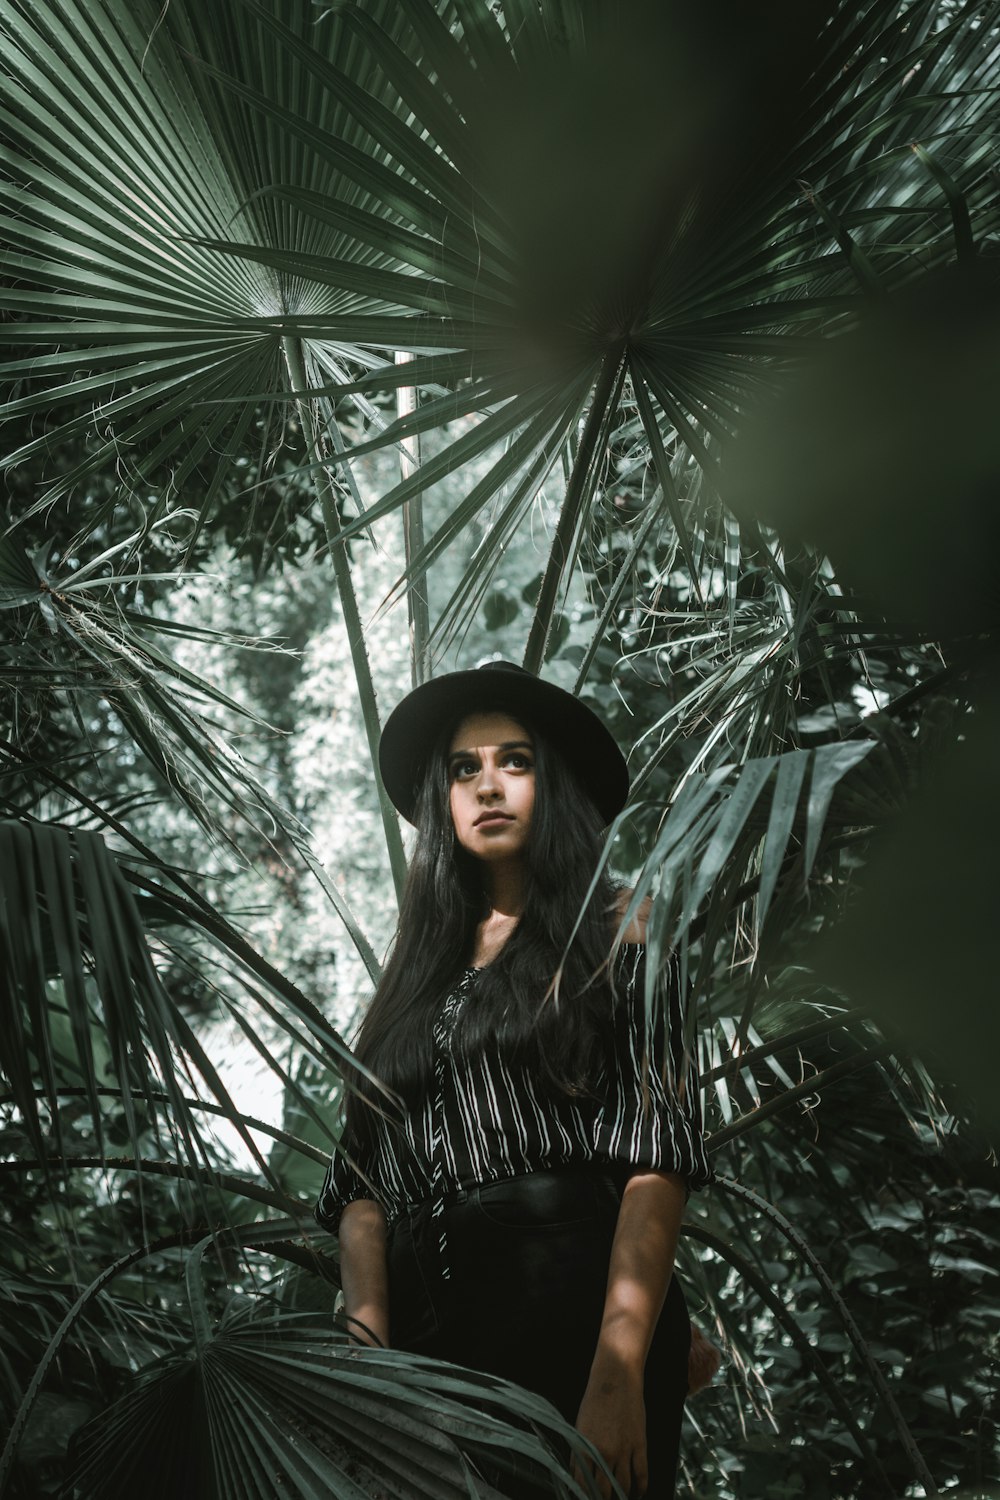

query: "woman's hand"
xmin=572 ymin=1171 xmax=686 ymax=1497
xmin=572 ymin=1352 xmax=647 ymax=1499
xmin=687 ymin=1324 xmax=722 ymax=1395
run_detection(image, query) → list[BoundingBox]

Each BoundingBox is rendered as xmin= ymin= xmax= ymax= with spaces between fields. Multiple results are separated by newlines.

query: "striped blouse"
xmin=315 ymin=944 xmax=712 ymax=1241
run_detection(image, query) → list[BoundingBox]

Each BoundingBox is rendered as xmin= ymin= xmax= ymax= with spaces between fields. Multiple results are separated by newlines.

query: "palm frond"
xmin=2 ymin=1214 xmax=610 ymax=1500
xmin=682 ymin=1222 xmax=895 ymax=1494
xmin=712 ymin=1175 xmax=937 ymax=1494
xmin=5 ymin=0 xmax=997 ymax=650
xmin=0 ymin=821 xmax=373 ymax=1223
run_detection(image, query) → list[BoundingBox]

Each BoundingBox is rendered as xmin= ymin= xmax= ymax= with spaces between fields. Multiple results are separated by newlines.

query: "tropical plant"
xmin=2 ymin=0 xmax=999 ymax=1494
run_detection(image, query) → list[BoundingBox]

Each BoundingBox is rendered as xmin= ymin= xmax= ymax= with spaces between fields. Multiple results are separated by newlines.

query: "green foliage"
xmin=683 ymin=1066 xmax=1000 ymax=1497
xmin=2 ymin=0 xmax=999 ymax=1494
xmin=66 ymin=1298 xmax=604 ymax=1500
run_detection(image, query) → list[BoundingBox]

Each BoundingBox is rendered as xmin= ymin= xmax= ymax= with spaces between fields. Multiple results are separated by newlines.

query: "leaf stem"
xmin=396 ymin=349 xmax=430 ymax=686
xmin=523 ymin=347 xmax=625 ymax=674
xmin=282 ymin=336 xmax=407 ymax=904
xmin=4 ymin=1084 xmax=329 ymax=1163
xmin=3 ymin=1155 xmax=301 ymax=1214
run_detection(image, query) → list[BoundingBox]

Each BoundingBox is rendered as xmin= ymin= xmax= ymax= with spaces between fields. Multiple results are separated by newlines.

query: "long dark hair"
xmin=344 ymin=711 xmax=619 ymax=1143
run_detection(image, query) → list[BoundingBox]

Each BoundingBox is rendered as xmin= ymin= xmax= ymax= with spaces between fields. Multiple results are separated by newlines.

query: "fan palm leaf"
xmin=5 ymin=0 xmax=998 ymax=626
xmin=0 ymin=532 xmax=383 ymax=971
xmin=3 ymin=0 xmax=997 ymax=946
xmin=1 ymin=1217 xmax=611 ymax=1500
xmin=0 ymin=819 xmax=382 ymax=1225
xmin=1 ymin=0 xmax=430 ymax=883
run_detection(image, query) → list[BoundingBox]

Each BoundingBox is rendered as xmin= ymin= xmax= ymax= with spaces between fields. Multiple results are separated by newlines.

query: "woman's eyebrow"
xmin=448 ymin=738 xmax=533 ymax=760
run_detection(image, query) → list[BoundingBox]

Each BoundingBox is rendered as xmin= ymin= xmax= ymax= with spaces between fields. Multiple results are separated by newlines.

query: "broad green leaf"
xmin=757 ymin=751 xmax=811 ymax=931
xmin=804 ymin=742 xmax=878 ymax=879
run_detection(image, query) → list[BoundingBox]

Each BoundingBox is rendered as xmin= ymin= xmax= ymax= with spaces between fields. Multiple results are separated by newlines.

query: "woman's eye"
xmin=452 ymin=759 xmax=478 ymax=779
xmin=504 ymin=753 xmax=533 ymax=770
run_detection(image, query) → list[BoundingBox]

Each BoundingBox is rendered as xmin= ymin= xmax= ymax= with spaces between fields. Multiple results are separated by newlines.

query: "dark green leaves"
xmin=0 ymin=820 xmax=359 ymax=1206
xmin=63 ymin=1299 xmax=606 ymax=1500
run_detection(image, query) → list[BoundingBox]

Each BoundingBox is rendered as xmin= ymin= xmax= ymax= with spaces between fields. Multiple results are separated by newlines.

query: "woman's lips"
xmin=474 ymin=812 xmax=514 ymax=827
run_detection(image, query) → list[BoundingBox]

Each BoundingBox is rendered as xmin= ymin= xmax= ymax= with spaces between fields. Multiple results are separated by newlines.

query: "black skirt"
xmin=386 ymin=1167 xmax=690 ymax=1499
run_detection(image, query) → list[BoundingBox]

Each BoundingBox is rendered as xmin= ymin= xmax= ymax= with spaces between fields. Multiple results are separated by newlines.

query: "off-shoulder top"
xmin=315 ymin=944 xmax=712 ymax=1251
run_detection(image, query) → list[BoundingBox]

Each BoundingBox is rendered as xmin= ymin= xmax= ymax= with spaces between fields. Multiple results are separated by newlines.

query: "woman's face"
xmin=447 ymin=711 xmax=535 ymax=864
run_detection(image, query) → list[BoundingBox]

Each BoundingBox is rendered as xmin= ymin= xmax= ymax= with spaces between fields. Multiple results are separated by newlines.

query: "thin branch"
xmin=701 ymin=1011 xmax=865 ymax=1087
xmin=682 ymin=1223 xmax=897 ymax=1497
xmin=4 ymin=1155 xmax=304 ymax=1216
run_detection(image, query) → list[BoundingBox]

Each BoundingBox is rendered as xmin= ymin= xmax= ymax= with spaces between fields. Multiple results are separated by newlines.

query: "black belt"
xmin=396 ymin=1163 xmax=621 ymax=1223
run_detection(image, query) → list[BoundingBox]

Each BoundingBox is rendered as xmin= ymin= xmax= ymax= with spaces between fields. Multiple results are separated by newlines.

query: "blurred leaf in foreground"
xmin=726 ymin=264 xmax=1000 ymax=637
xmin=724 ymin=266 xmax=1000 ymax=1123
xmin=815 ymin=688 xmax=1000 ymax=1130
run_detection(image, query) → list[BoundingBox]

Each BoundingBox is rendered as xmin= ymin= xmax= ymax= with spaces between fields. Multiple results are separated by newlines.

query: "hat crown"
xmin=476 ymin=659 xmax=529 ymax=679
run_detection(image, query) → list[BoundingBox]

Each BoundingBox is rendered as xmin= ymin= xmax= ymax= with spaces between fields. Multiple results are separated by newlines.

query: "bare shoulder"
xmin=615 ymin=887 xmax=650 ymax=944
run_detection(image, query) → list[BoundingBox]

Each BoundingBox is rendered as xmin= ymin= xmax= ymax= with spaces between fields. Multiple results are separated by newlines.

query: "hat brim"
xmin=378 ymin=663 xmax=629 ymax=826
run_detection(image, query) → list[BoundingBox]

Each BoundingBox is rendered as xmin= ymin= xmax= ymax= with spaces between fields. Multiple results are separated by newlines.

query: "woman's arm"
xmin=573 ymin=1168 xmax=686 ymax=1500
xmin=337 ymin=1198 xmax=391 ymax=1348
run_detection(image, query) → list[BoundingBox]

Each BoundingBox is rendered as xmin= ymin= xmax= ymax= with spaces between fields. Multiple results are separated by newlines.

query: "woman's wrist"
xmin=589 ymin=1328 xmax=646 ymax=1381
xmin=344 ymin=1303 xmax=390 ymax=1347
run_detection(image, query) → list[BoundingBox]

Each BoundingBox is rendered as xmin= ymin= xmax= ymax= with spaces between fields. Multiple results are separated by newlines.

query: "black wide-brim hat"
xmin=379 ymin=660 xmax=629 ymax=826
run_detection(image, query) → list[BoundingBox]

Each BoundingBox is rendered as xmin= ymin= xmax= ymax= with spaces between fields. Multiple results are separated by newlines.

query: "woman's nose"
xmin=476 ymin=758 xmax=500 ymax=797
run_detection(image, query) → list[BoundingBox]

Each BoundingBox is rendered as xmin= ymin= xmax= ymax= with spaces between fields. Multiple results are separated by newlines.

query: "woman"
xmin=316 ymin=661 xmax=713 ymax=1499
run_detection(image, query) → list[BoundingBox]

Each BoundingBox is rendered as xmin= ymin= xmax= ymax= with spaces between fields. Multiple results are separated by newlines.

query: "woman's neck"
xmin=484 ymin=857 xmax=526 ymax=919
xmin=472 ymin=859 xmax=526 ymax=967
